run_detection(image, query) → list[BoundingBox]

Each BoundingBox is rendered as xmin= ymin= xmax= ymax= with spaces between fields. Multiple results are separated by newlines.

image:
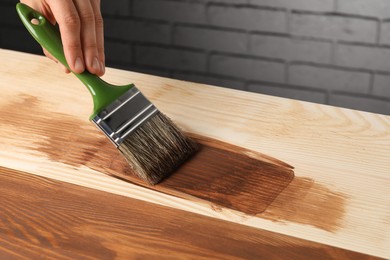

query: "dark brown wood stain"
xmin=3 ymin=95 xmax=346 ymax=232
xmin=260 ymin=177 xmax=348 ymax=232
xmin=0 ymin=167 xmax=378 ymax=259
xmin=109 ymin=135 xmax=295 ymax=215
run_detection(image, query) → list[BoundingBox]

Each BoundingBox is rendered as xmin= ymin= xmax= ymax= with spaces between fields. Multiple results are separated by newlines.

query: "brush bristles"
xmin=118 ymin=112 xmax=198 ymax=185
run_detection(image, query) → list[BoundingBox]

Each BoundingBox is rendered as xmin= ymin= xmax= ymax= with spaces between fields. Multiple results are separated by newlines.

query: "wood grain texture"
xmin=0 ymin=92 xmax=294 ymax=215
xmin=109 ymin=134 xmax=295 ymax=215
xmin=0 ymin=49 xmax=389 ymax=258
xmin=0 ymin=167 xmax=379 ymax=259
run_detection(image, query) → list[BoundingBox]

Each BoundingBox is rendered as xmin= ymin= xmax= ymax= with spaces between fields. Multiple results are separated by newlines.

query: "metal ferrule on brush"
xmin=92 ymin=87 xmax=159 ymax=147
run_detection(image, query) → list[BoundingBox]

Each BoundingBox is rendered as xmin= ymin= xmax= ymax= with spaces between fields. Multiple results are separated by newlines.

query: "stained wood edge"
xmin=0 ymin=166 xmax=380 ymax=260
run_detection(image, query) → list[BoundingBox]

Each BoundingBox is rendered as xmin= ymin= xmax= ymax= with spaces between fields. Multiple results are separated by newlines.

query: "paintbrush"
xmin=16 ymin=3 xmax=198 ymax=185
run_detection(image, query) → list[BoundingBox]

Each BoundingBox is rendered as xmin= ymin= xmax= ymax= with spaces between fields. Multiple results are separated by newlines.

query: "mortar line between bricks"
xmin=255 ymin=35 xmax=365 ymax=45
xmin=170 ymin=23 xmax=250 ymax=34
xmin=205 ymin=51 xmax=211 ymax=73
xmin=377 ymin=21 xmax=382 ymax=45
xmin=285 ymin=62 xmax=290 ymax=83
xmin=246 ymin=80 xmax=333 ymax=94
xmin=0 ymin=3 xmax=14 ymax=7
xmin=369 ymin=72 xmax=375 ymax=94
xmin=211 ymin=51 xmax=286 ymax=64
xmin=291 ymin=10 xmax=379 ymax=21
xmin=170 ymin=74 xmax=247 ymax=91
xmin=127 ymin=18 xmax=289 ymax=37
xmin=331 ymin=90 xmax=390 ymax=101
xmin=168 ymin=69 xmax=174 ymax=79
xmin=129 ymin=0 xmax=134 ymax=16
xmin=373 ymin=71 xmax=390 ymax=76
xmin=104 ymin=16 xmax=172 ymax=26
xmin=131 ymin=42 xmax=207 ymax=54
xmin=170 ymin=22 xmax=175 ymax=45
xmin=289 ymin=61 xmax=377 ymax=74
xmin=111 ymin=62 xmax=172 ymax=75
xmin=0 ymin=24 xmax=26 ymax=30
xmin=173 ymin=70 xmax=248 ymax=83
xmin=208 ymin=2 xmax=287 ymax=12
xmin=242 ymin=81 xmax=249 ymax=91
xmin=337 ymin=40 xmax=390 ymax=49
xmin=130 ymin=44 xmax=136 ymax=67
xmin=246 ymin=32 xmax=251 ymax=55
xmin=155 ymin=0 xmax=189 ymax=3
xmin=333 ymin=0 xmax=338 ymax=13
xmin=325 ymin=91 xmax=331 ymax=104
xmin=217 ymin=48 xmax=266 ymax=61
xmin=286 ymin=9 xmax=292 ymax=34
xmin=204 ymin=1 xmax=211 ymax=25
xmin=330 ymin=40 xmax=337 ymax=65
xmin=103 ymin=14 xmax=135 ymax=19
xmin=105 ymin=37 xmax=134 ymax=43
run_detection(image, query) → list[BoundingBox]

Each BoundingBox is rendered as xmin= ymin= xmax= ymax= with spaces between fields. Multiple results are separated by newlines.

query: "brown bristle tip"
xmin=118 ymin=112 xmax=198 ymax=185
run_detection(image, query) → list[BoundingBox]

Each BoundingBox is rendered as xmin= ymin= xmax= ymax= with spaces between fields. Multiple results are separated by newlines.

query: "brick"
xmin=250 ymin=35 xmax=332 ymax=63
xmin=335 ymin=44 xmax=390 ymax=72
xmin=0 ymin=0 xmax=20 ymax=3
xmin=174 ymin=26 xmax=247 ymax=54
xmin=208 ymin=5 xmax=287 ymax=33
xmin=134 ymin=0 xmax=206 ymax=24
xmin=380 ymin=22 xmax=390 ymax=45
xmin=107 ymin=62 xmax=171 ymax=78
xmin=248 ymin=84 xmax=326 ymax=103
xmin=291 ymin=13 xmax=377 ymax=43
xmin=249 ymin=0 xmax=334 ymax=12
xmin=135 ymin=46 xmax=207 ymax=72
xmin=337 ymin=0 xmax=390 ymax=19
xmin=0 ymin=5 xmax=21 ymax=27
xmin=101 ymin=0 xmax=131 ymax=16
xmin=210 ymin=54 xmax=285 ymax=83
xmin=105 ymin=41 xmax=132 ymax=63
xmin=289 ymin=65 xmax=370 ymax=93
xmin=104 ymin=19 xmax=170 ymax=44
xmin=329 ymin=94 xmax=390 ymax=115
xmin=0 ymin=27 xmax=41 ymax=54
xmin=196 ymin=0 xmax=246 ymax=3
xmin=373 ymin=74 xmax=390 ymax=98
xmin=131 ymin=67 xmax=171 ymax=78
xmin=173 ymin=72 xmax=246 ymax=91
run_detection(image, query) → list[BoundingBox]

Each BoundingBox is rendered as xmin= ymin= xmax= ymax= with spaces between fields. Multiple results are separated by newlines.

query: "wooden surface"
xmin=1 ymin=167 xmax=379 ymax=259
xmin=0 ymin=49 xmax=389 ymax=258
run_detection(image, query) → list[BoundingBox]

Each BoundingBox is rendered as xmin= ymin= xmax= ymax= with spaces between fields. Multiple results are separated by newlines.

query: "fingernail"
xmin=74 ymin=57 xmax=84 ymax=72
xmin=92 ymin=57 xmax=100 ymax=72
xmin=100 ymin=61 xmax=105 ymax=74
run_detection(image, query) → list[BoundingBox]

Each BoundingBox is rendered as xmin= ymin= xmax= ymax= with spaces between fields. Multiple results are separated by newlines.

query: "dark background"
xmin=1 ymin=0 xmax=389 ymax=115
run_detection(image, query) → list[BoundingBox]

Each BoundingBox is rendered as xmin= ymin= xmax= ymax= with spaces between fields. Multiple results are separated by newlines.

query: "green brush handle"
xmin=16 ymin=3 xmax=133 ymax=119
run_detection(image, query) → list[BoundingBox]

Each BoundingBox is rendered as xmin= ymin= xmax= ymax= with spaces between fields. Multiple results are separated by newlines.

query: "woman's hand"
xmin=20 ymin=0 xmax=105 ymax=76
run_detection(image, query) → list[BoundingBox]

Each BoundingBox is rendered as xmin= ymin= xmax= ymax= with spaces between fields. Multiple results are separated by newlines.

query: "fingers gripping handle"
xmin=16 ymin=3 xmax=133 ymax=119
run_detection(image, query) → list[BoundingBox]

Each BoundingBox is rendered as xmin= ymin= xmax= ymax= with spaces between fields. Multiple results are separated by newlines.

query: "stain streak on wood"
xmin=260 ymin=177 xmax=347 ymax=232
xmin=109 ymin=134 xmax=295 ymax=215
xmin=2 ymin=95 xmax=346 ymax=232
xmin=0 ymin=167 xmax=379 ymax=259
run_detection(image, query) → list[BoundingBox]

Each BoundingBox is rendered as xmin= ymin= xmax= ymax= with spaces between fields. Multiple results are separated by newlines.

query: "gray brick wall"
xmin=290 ymin=13 xmax=377 ymax=43
xmin=1 ymin=0 xmax=390 ymax=115
xmin=0 ymin=2 xmax=41 ymax=53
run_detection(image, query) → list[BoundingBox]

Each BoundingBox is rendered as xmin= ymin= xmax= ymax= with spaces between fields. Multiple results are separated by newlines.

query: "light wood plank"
xmin=0 ymin=49 xmax=389 ymax=258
